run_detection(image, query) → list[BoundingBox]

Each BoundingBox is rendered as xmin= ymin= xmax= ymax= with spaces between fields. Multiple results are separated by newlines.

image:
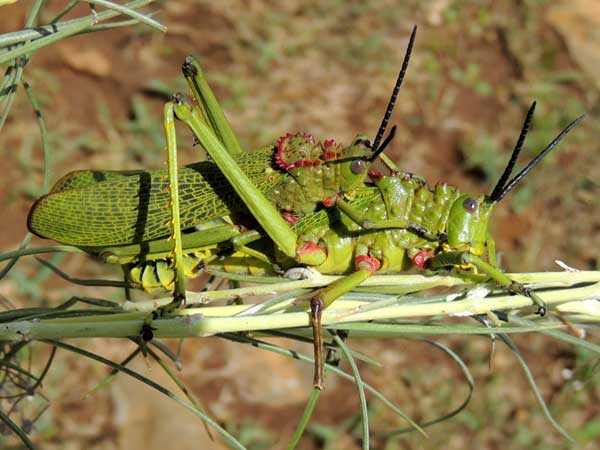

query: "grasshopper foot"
xmin=182 ymin=56 xmax=198 ymax=78
xmin=140 ymin=323 xmax=156 ymax=341
xmin=509 ymin=281 xmax=546 ymax=316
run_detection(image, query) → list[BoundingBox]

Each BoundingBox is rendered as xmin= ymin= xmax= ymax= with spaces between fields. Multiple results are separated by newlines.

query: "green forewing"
xmin=28 ymin=146 xmax=281 ymax=246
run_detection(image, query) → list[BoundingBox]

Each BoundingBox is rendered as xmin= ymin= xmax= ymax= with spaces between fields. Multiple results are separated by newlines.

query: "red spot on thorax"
xmin=322 ymin=194 xmax=339 ymax=208
xmin=282 ymin=211 xmax=300 ymax=225
xmin=412 ymin=250 xmax=433 ymax=268
xmin=368 ymin=170 xmax=385 ymax=180
xmin=297 ymin=241 xmax=322 ymax=255
xmin=276 ymin=133 xmax=345 ymax=171
xmin=354 ymin=255 xmax=381 ymax=274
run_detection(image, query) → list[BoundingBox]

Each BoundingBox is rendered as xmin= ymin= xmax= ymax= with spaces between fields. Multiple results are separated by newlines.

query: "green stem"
xmin=1 ymin=281 xmax=598 ymax=341
xmin=84 ymin=0 xmax=166 ymax=32
xmin=120 ymin=270 xmax=600 ymax=310
xmin=0 ymin=0 xmax=161 ymax=65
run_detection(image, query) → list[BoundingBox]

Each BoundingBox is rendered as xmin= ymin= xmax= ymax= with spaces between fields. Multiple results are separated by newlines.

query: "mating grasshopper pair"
xmin=27 ymin=27 xmax=583 ymax=389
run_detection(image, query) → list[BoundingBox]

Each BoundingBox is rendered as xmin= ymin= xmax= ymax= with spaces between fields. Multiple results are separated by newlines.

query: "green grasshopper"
xmin=28 ymin=26 xmax=419 ymax=291
xmin=27 ymin=27 xmax=583 ymax=389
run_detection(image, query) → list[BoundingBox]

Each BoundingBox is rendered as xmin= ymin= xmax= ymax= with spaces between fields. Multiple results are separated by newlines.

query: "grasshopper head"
xmin=447 ymin=194 xmax=494 ymax=256
xmin=448 ymin=101 xmax=583 ymax=256
xmin=338 ymin=134 xmax=374 ymax=193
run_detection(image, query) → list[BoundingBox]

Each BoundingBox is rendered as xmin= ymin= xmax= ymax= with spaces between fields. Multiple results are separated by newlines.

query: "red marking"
xmin=275 ymin=133 xmax=294 ymax=170
xmin=322 ymin=194 xmax=339 ymax=208
xmin=355 ymin=255 xmax=381 ymax=273
xmin=275 ymin=132 xmax=316 ymax=171
xmin=297 ymin=242 xmax=322 ymax=255
xmin=368 ymin=170 xmax=385 ymax=180
xmin=323 ymin=139 xmax=337 ymax=148
xmin=412 ymin=251 xmax=433 ymax=269
xmin=299 ymin=132 xmax=314 ymax=141
xmin=282 ymin=211 xmax=300 ymax=225
xmin=323 ymin=151 xmax=338 ymax=160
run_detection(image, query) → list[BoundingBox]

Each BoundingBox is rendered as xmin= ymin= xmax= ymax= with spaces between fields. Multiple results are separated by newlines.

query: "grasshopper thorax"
xmin=275 ymin=133 xmax=371 ymax=173
xmin=269 ymin=132 xmax=373 ymax=217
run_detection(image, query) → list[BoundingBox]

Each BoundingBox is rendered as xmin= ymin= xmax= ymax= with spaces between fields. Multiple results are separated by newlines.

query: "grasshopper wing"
xmin=28 ymin=147 xmax=280 ymax=247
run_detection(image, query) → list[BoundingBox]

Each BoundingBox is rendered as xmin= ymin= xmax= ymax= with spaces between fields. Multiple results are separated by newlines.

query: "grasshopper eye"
xmin=463 ymin=197 xmax=478 ymax=213
xmin=350 ymin=159 xmax=365 ymax=174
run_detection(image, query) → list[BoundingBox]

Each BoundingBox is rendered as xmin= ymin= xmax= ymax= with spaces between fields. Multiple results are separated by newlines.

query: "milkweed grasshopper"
xmin=27 ymin=26 xmax=583 ymax=389
xmin=28 ymin=25 xmax=418 ymax=285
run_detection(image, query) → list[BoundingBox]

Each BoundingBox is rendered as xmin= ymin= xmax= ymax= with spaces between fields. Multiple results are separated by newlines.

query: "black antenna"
xmin=369 ymin=125 xmax=397 ymax=161
xmin=371 ymin=24 xmax=417 ymax=156
xmin=494 ymin=114 xmax=585 ymax=202
xmin=489 ymin=101 xmax=536 ymax=202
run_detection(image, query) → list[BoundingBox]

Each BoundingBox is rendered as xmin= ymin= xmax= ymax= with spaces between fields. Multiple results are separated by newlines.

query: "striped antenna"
xmin=370 ymin=24 xmax=417 ymax=156
xmin=489 ymin=101 xmax=536 ymax=202
xmin=369 ymin=125 xmax=397 ymax=162
xmin=495 ymin=114 xmax=585 ymax=202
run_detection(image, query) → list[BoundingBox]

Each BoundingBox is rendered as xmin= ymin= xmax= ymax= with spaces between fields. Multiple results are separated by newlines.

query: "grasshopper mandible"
xmin=27 ymin=26 xmax=583 ymax=389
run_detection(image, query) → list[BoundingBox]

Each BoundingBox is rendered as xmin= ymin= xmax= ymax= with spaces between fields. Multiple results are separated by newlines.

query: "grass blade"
xmin=332 ymin=332 xmax=369 ymax=449
xmin=286 ymin=388 xmax=322 ymax=450
xmin=499 ymin=333 xmax=575 ymax=442
xmin=85 ymin=0 xmax=166 ymax=32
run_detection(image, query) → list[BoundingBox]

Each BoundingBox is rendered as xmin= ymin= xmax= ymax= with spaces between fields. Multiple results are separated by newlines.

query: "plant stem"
xmin=0 ymin=279 xmax=598 ymax=341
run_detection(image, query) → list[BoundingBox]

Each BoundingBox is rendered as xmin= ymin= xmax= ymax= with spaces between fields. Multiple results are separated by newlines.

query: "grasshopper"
xmin=28 ymin=26 xmax=419 ymax=293
xmin=27 ymin=27 xmax=583 ymax=389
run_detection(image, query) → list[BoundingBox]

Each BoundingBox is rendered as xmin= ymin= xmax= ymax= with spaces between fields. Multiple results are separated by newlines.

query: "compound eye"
xmin=350 ymin=159 xmax=365 ymax=174
xmin=463 ymin=197 xmax=478 ymax=213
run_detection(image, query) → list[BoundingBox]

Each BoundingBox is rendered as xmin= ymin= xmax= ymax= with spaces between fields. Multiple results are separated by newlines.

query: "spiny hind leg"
xmin=138 ymin=101 xmax=188 ymax=345
xmin=140 ymin=101 xmax=187 ymax=341
xmin=182 ymin=56 xmax=244 ymax=158
xmin=161 ymin=101 xmax=186 ymax=312
xmin=171 ymin=95 xmax=299 ymax=260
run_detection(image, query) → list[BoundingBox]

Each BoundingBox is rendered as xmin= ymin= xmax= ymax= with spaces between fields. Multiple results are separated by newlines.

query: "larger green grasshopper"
xmin=27 ymin=23 xmax=417 ymax=283
xmin=27 ymin=27 xmax=583 ymax=389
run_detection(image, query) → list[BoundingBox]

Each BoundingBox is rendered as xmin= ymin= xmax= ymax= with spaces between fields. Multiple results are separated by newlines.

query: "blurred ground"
xmin=0 ymin=1 xmax=599 ymax=449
